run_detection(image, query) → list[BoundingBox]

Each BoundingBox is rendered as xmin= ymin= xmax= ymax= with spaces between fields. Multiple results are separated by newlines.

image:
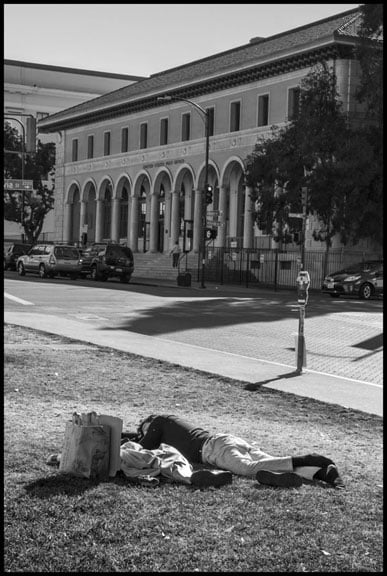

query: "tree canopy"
xmin=244 ymin=49 xmax=383 ymax=251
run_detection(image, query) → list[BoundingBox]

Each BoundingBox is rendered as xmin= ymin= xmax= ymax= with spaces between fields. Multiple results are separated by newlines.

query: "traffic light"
xmin=205 ymin=184 xmax=213 ymax=205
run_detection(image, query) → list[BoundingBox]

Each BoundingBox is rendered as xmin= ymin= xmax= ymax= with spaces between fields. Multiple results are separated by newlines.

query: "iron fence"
xmin=194 ymin=247 xmax=382 ymax=290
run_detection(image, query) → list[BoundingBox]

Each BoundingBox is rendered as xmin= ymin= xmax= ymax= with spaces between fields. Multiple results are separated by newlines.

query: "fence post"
xmin=274 ymin=249 xmax=278 ymax=291
xmin=246 ymin=250 xmax=250 ymax=288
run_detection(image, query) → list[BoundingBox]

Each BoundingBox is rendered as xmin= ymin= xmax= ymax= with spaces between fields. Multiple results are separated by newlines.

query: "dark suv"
xmin=4 ymin=243 xmax=32 ymax=270
xmin=80 ymin=243 xmax=134 ymax=283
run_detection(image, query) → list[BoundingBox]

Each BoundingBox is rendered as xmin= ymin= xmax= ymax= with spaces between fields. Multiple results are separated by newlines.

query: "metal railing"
xmin=193 ymin=247 xmax=383 ymax=290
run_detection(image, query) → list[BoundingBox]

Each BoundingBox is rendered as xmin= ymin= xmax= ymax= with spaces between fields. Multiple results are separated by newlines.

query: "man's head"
xmin=137 ymin=414 xmax=157 ymax=439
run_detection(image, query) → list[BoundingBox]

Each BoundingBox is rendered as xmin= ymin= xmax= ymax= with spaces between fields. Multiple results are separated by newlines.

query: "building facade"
xmin=4 ymin=60 xmax=145 ymax=241
xmin=38 ymin=9 xmax=369 ymax=256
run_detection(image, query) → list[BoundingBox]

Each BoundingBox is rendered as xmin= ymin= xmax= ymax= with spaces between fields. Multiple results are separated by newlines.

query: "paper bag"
xmin=97 ymin=415 xmax=123 ymax=477
xmin=59 ymin=422 xmax=110 ymax=479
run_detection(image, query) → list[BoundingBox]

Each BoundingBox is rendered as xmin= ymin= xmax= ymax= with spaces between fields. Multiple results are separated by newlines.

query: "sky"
xmin=5 ymin=3 xmax=360 ymax=77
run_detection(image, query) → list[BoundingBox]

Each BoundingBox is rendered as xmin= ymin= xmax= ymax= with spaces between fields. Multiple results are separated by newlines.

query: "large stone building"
xmin=4 ymin=60 xmax=145 ymax=239
xmin=38 ymin=7 xmax=376 ymax=282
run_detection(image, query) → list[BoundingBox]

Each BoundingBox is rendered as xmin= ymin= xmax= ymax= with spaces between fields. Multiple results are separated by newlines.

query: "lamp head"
xmin=157 ymin=96 xmax=173 ymax=102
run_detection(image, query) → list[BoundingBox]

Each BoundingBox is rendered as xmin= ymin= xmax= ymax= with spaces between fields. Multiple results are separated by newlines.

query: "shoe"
xmin=46 ymin=453 xmax=61 ymax=467
xmin=314 ymin=464 xmax=345 ymax=488
xmin=256 ymin=470 xmax=302 ymax=488
xmin=191 ymin=469 xmax=233 ymax=488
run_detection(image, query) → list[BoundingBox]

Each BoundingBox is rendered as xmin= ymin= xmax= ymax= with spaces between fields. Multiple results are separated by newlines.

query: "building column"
xmin=111 ymin=198 xmax=120 ymax=242
xmin=149 ymin=193 xmax=159 ymax=253
xmin=95 ymin=199 xmax=103 ymax=242
xmin=170 ymin=190 xmax=180 ymax=248
xmin=217 ymin=185 xmax=227 ymax=248
xmin=129 ymin=195 xmax=138 ymax=251
xmin=193 ymin=189 xmax=202 ymax=253
xmin=79 ymin=200 xmax=87 ymax=241
xmin=243 ymin=185 xmax=254 ymax=249
xmin=63 ymin=203 xmax=72 ymax=243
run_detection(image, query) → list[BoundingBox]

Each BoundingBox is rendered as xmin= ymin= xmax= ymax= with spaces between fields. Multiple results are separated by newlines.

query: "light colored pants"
xmin=120 ymin=441 xmax=193 ymax=484
xmin=201 ymin=434 xmax=293 ymax=477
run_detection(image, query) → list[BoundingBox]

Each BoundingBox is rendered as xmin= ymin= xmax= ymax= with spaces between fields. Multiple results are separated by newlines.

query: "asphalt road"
xmin=4 ymin=272 xmax=383 ymax=389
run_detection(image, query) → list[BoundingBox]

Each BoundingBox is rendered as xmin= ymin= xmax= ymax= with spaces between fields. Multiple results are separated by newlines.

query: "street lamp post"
xmin=157 ymin=95 xmax=209 ymax=288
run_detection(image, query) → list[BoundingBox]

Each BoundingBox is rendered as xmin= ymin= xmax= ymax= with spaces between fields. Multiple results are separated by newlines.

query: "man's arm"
xmin=139 ymin=419 xmax=163 ymax=449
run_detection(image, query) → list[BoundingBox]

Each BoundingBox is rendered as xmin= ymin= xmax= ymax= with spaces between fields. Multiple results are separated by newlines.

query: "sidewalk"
xmin=5 ymin=277 xmax=383 ymax=417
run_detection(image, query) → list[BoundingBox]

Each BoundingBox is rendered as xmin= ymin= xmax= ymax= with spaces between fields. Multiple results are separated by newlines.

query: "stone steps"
xmin=131 ymin=252 xmax=199 ymax=281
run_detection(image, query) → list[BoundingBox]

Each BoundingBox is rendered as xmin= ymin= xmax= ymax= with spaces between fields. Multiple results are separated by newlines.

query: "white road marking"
xmin=4 ymin=292 xmax=34 ymax=306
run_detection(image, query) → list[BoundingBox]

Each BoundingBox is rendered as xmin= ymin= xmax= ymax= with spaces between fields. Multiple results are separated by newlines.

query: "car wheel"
xmin=17 ymin=262 xmax=26 ymax=276
xmin=120 ymin=275 xmax=130 ymax=283
xmin=39 ymin=264 xmax=47 ymax=279
xmin=359 ymin=283 xmax=373 ymax=300
xmin=91 ymin=265 xmax=101 ymax=281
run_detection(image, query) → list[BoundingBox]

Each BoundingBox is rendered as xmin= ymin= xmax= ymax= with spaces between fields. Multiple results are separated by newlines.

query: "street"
xmin=4 ymin=272 xmax=383 ymax=387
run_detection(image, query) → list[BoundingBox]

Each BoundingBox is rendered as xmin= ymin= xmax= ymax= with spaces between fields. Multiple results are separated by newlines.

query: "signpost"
xmin=4 ymin=179 xmax=33 ymax=191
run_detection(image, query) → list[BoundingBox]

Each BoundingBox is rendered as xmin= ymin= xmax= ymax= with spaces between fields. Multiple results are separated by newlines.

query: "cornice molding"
xmin=42 ymin=43 xmax=354 ymax=133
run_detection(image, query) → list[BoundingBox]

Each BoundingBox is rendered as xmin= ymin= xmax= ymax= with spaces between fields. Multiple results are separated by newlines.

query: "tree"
xmin=245 ymin=61 xmax=382 ymax=259
xmin=355 ymin=3 xmax=383 ymax=124
xmin=4 ymin=121 xmax=56 ymax=244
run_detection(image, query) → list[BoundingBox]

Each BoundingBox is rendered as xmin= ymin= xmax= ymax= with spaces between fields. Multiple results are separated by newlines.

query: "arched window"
xmin=103 ymin=185 xmax=112 ymax=239
xmin=138 ymin=186 xmax=147 ymax=238
xmin=119 ymin=187 xmax=129 ymax=238
xmin=159 ymin=185 xmax=165 ymax=218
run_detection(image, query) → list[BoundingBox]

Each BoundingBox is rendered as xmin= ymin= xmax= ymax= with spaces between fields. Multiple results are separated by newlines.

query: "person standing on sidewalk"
xmin=170 ymin=241 xmax=181 ymax=268
xmin=133 ymin=414 xmax=345 ymax=489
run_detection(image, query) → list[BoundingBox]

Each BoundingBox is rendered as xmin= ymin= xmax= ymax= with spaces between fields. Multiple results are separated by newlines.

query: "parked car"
xmin=17 ymin=244 xmax=82 ymax=279
xmin=321 ymin=260 xmax=383 ymax=300
xmin=4 ymin=243 xmax=32 ymax=270
xmin=79 ymin=243 xmax=134 ymax=282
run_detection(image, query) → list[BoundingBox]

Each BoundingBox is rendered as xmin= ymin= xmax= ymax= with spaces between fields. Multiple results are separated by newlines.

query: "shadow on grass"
xmin=244 ymin=370 xmax=300 ymax=391
xmin=24 ymin=474 xmax=109 ymax=498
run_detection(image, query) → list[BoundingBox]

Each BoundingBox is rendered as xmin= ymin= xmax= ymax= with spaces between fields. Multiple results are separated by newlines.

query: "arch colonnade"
xmin=63 ymin=159 xmax=259 ymax=253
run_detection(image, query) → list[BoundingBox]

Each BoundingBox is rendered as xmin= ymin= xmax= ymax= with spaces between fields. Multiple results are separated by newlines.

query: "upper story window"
xmin=206 ymin=107 xmax=215 ymax=137
xmin=160 ymin=118 xmax=168 ymax=145
xmin=258 ymin=94 xmax=269 ymax=127
xmin=71 ymin=138 xmax=78 ymax=162
xmin=87 ymin=135 xmax=94 ymax=159
xmin=230 ymin=101 xmax=241 ymax=132
xmin=288 ymin=87 xmax=301 ymax=121
xmin=121 ymin=127 xmax=129 ymax=153
xmin=182 ymin=113 xmax=191 ymax=141
xmin=104 ymin=131 xmax=111 ymax=156
xmin=140 ymin=123 xmax=148 ymax=149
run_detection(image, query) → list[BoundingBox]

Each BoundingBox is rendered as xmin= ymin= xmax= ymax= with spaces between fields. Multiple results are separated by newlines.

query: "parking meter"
xmin=296 ymin=270 xmax=310 ymax=305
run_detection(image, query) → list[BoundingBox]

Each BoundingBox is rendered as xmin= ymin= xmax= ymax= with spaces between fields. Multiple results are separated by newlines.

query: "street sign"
xmin=4 ymin=179 xmax=33 ymax=191
xmin=289 ymin=212 xmax=304 ymax=218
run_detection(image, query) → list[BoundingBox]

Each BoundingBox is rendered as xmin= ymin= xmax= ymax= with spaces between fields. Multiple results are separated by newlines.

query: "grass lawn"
xmin=4 ymin=323 xmax=383 ymax=572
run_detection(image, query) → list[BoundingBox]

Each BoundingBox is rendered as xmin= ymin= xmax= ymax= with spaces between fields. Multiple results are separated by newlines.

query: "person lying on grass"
xmin=47 ymin=440 xmax=232 ymax=488
xmin=123 ymin=414 xmax=345 ymax=489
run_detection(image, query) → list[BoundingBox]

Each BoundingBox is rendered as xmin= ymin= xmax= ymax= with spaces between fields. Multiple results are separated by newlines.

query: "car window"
xmin=62 ymin=247 xmax=80 ymax=258
xmin=30 ymin=247 xmax=42 ymax=256
xmin=121 ymin=246 xmax=133 ymax=259
xmin=107 ymin=245 xmax=125 ymax=257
